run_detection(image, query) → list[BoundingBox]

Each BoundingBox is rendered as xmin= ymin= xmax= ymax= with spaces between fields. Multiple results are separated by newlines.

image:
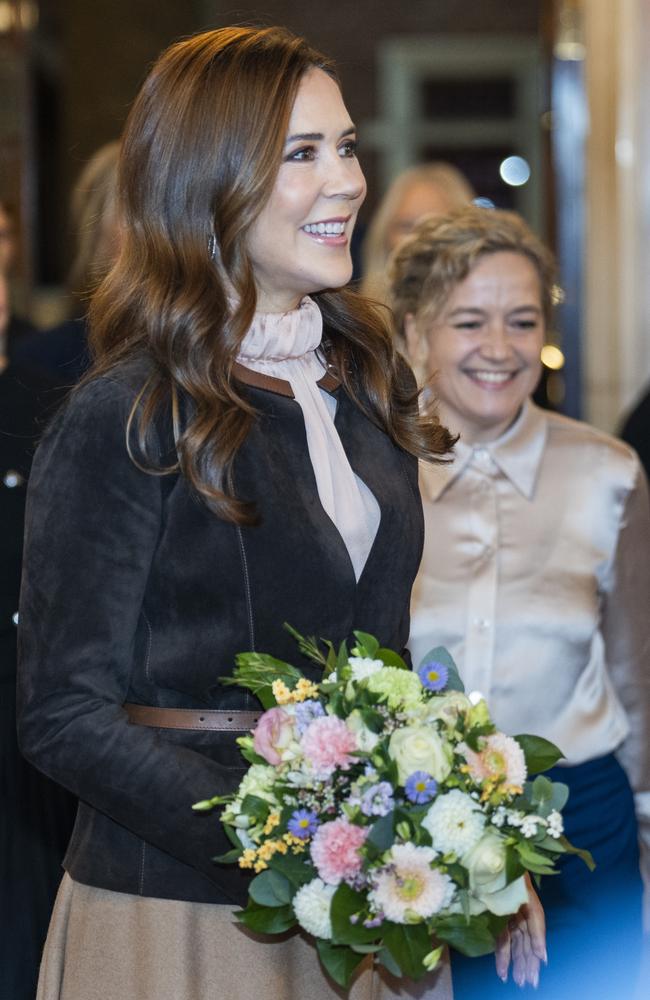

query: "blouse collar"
xmin=422 ymin=399 xmax=548 ymax=503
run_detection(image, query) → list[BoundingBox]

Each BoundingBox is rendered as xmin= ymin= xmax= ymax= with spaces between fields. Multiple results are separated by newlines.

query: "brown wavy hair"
xmin=88 ymin=26 xmax=454 ymax=522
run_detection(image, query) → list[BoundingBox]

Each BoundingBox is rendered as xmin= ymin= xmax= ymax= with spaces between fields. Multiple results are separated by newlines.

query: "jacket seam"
xmin=141 ymin=609 xmax=153 ymax=682
xmin=138 ymin=839 xmax=146 ymax=895
xmin=235 ymin=524 xmax=256 ymax=652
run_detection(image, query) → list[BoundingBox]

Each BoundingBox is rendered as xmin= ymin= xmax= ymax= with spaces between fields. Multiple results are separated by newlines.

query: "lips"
xmin=301 ymin=217 xmax=350 ymax=246
xmin=463 ymin=369 xmax=520 ymax=387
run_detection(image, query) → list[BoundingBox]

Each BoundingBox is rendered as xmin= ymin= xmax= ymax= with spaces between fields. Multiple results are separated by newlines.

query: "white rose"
xmin=346 ymin=709 xmax=381 ymax=752
xmin=417 ymin=691 xmax=472 ymax=727
xmin=389 ymin=725 xmax=452 ymax=784
xmin=463 ymin=830 xmax=528 ymax=915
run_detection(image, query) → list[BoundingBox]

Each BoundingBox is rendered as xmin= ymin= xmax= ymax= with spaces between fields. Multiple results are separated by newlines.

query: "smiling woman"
xmin=389 ymin=208 xmax=650 ymax=999
xmin=16 ymin=24 xmax=460 ymax=1000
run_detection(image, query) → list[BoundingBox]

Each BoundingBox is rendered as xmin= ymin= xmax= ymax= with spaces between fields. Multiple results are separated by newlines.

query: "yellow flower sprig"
xmin=272 ymin=677 xmax=319 ymax=705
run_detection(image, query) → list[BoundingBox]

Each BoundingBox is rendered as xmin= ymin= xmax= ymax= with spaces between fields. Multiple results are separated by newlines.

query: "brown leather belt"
xmin=124 ymin=703 xmax=261 ymax=731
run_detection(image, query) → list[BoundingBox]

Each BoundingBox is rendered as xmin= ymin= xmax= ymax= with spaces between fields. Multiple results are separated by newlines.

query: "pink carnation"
xmin=310 ymin=818 xmax=367 ymax=885
xmin=253 ymin=707 xmax=295 ymax=766
xmin=300 ymin=715 xmax=357 ymax=778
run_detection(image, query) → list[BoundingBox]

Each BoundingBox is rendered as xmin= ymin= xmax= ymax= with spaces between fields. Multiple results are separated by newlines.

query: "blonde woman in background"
xmin=14 ymin=142 xmax=120 ymax=382
xmin=389 ymin=206 xmax=650 ymax=999
xmin=361 ymin=163 xmax=474 ymax=303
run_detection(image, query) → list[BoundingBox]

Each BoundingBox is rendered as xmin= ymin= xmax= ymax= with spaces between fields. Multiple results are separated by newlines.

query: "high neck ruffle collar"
xmin=237 ymin=296 xmax=323 ymax=363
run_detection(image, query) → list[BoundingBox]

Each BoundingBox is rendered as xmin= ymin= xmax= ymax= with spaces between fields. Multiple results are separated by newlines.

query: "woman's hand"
xmin=495 ymin=874 xmax=547 ymax=988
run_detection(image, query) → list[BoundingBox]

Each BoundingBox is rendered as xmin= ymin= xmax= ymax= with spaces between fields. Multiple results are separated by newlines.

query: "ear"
xmin=403 ymin=312 xmax=423 ymax=366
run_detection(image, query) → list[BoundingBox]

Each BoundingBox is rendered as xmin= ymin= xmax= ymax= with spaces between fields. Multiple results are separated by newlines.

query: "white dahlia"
xmin=369 ymin=843 xmax=454 ymax=923
xmin=422 ymin=789 xmax=486 ymax=855
xmin=292 ymin=878 xmax=336 ymax=939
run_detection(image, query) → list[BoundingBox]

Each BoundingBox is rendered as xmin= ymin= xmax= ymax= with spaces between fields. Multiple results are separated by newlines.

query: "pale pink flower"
xmin=310 ymin=818 xmax=368 ymax=885
xmin=461 ymin=733 xmax=527 ymax=790
xmin=253 ymin=707 xmax=295 ymax=766
xmin=300 ymin=715 xmax=358 ymax=778
xmin=369 ymin=843 xmax=455 ymax=922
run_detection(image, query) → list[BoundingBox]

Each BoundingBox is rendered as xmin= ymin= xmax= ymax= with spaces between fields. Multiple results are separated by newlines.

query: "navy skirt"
xmin=451 ymin=753 xmax=643 ymax=1000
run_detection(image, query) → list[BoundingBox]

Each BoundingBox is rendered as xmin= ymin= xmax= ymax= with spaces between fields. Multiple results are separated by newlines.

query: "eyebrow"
xmin=284 ymin=125 xmax=356 ymax=144
xmin=446 ymin=304 xmax=541 ymax=317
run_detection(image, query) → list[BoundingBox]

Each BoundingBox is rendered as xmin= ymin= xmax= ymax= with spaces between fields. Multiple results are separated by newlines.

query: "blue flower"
xmin=359 ymin=781 xmax=395 ymax=817
xmin=287 ymin=808 xmax=319 ymax=839
xmin=405 ymin=771 xmax=438 ymax=804
xmin=418 ymin=660 xmax=449 ymax=692
xmin=294 ymin=699 xmax=325 ymax=735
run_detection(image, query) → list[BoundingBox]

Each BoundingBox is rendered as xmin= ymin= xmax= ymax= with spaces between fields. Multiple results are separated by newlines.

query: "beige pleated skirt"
xmin=37 ymin=875 xmax=453 ymax=1000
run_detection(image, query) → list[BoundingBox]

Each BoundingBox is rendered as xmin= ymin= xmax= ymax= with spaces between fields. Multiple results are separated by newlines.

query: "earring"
xmin=208 ymin=234 xmax=217 ymax=261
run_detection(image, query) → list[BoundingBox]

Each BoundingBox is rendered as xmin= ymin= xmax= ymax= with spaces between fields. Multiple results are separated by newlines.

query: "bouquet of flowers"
xmin=194 ymin=627 xmax=592 ymax=989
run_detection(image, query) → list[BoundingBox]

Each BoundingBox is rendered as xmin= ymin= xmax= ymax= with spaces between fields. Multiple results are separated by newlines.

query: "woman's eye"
xmin=339 ymin=139 xmax=358 ymax=158
xmin=286 ymin=146 xmax=316 ymax=162
xmin=511 ymin=319 xmax=539 ymax=330
xmin=453 ymin=321 xmax=482 ymax=331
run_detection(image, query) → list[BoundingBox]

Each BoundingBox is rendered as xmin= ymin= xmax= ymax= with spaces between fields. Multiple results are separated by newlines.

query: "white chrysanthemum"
xmin=369 ymin=843 xmax=454 ymax=923
xmin=293 ymin=878 xmax=336 ymax=939
xmin=348 ymin=657 xmax=385 ymax=682
xmin=423 ymin=789 xmax=486 ymax=855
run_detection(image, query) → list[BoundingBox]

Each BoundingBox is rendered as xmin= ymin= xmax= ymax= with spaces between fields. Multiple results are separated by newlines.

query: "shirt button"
xmin=473 ymin=617 xmax=491 ymax=631
xmin=12 ymin=612 xmax=19 ymax=626
xmin=4 ymin=469 xmax=24 ymax=488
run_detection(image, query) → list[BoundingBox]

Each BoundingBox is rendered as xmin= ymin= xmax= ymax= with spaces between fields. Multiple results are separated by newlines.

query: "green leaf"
xmin=505 ymin=844 xmax=525 ymax=883
xmin=249 ymin=868 xmax=293 ymax=907
xmin=360 ymin=707 xmax=385 ymax=733
xmin=211 ymin=847 xmax=242 ymax=864
xmin=434 ymin=913 xmax=499 ymax=957
xmin=383 ymin=921 xmax=432 ymax=981
xmin=377 ymin=946 xmax=402 ymax=977
xmin=316 ymin=939 xmax=366 ymax=988
xmin=283 ymin=623 xmax=330 ymax=669
xmin=417 ymin=646 xmax=465 ymax=692
xmin=240 ymin=795 xmax=271 ymax=822
xmin=237 ymin=744 xmax=268 ymax=766
xmin=330 ymin=884 xmax=383 ymax=945
xmin=352 ymin=631 xmax=380 ymax=657
xmin=336 ymin=640 xmax=350 ymax=671
xmin=366 ymin=812 xmax=395 ymax=854
xmin=267 ymin=852 xmax=317 ymax=888
xmin=236 ymin=900 xmax=296 ymax=934
xmin=514 ymin=840 xmax=558 ymax=875
xmin=375 ymin=648 xmax=409 ymax=670
xmin=559 ymin=835 xmax=596 ymax=871
xmin=514 ymin=734 xmax=564 ymax=774
xmin=221 ymin=651 xmax=304 ymax=709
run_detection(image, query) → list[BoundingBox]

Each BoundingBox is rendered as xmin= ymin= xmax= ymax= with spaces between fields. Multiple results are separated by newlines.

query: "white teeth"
xmin=469 ymin=371 xmax=513 ymax=384
xmin=303 ymin=221 xmax=346 ymax=235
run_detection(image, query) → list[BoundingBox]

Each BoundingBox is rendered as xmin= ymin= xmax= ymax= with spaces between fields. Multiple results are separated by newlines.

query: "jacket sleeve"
xmin=17 ymin=376 xmax=242 ymax=883
xmin=600 ymin=455 xmax=650 ymax=925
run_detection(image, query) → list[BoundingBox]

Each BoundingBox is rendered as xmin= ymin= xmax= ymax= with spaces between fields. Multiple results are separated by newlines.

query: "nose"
xmin=478 ymin=321 xmax=513 ymax=362
xmin=323 ymin=152 xmax=366 ymax=204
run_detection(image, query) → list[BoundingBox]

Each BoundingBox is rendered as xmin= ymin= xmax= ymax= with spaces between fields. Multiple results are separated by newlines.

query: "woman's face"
xmin=246 ymin=68 xmax=366 ymax=312
xmin=386 ymin=180 xmax=459 ymax=252
xmin=412 ymin=251 xmax=545 ymax=443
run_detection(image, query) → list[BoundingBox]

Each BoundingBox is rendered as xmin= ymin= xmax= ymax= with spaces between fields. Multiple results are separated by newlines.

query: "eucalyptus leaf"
xmin=316 ymin=940 xmax=365 ymax=988
xmin=249 ymin=868 xmax=293 ymax=907
xmin=366 ymin=812 xmax=395 ymax=854
xmin=417 ymin=646 xmax=465 ymax=692
xmin=559 ymin=835 xmax=596 ymax=871
xmin=236 ymin=900 xmax=296 ymax=934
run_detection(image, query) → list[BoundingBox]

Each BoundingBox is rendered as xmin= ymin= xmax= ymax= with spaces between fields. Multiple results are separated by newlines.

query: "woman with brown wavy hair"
xmin=17 ymin=27 xmax=537 ymax=1000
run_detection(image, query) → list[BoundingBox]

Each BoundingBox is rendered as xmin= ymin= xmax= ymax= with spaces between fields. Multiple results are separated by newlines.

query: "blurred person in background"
xmin=620 ymin=385 xmax=650 ymax=480
xmin=14 ymin=142 xmax=121 ymax=383
xmin=0 ymin=197 xmax=38 ymax=364
xmin=1 ymin=269 xmax=75 ymax=1000
xmin=389 ymin=207 xmax=650 ymax=999
xmin=360 ymin=162 xmax=474 ymax=303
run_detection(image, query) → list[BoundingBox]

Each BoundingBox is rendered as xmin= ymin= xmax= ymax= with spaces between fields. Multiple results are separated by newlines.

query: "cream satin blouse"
xmin=410 ymin=400 xmax=650 ymax=884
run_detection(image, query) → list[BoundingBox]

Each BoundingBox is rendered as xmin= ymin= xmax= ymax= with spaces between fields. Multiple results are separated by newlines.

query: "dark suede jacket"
xmin=17 ymin=355 xmax=424 ymax=906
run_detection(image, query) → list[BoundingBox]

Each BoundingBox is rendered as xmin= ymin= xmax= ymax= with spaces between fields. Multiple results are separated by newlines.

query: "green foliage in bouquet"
xmin=194 ymin=628 xmax=593 ymax=989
